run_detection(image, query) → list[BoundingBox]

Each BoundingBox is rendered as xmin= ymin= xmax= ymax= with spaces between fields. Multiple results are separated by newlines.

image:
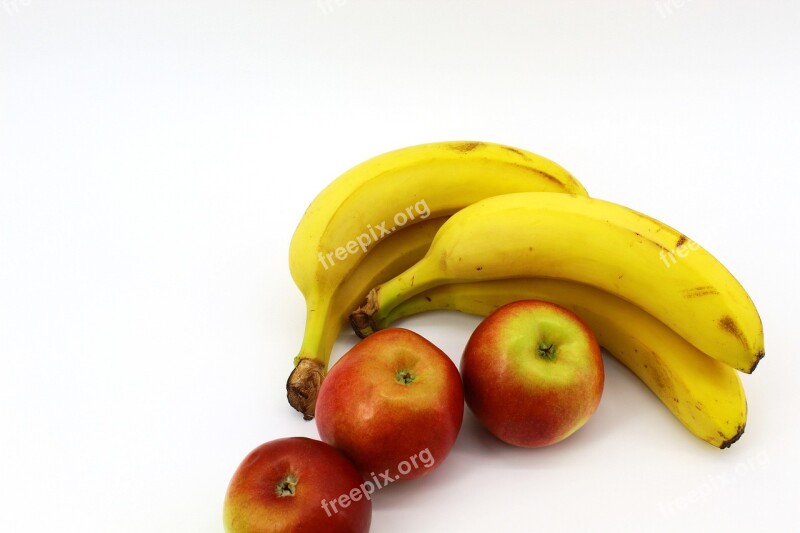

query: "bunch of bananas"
xmin=287 ymin=141 xmax=763 ymax=448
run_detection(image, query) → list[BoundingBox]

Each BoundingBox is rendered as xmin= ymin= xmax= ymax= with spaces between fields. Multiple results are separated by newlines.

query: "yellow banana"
xmin=287 ymin=217 xmax=446 ymax=419
xmin=287 ymin=142 xmax=588 ymax=418
xmin=377 ymin=279 xmax=747 ymax=448
xmin=352 ymin=192 xmax=764 ymax=374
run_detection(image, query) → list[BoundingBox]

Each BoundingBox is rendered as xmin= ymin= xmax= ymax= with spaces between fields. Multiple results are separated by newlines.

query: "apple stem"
xmin=537 ymin=342 xmax=557 ymax=361
xmin=275 ymin=474 xmax=298 ymax=498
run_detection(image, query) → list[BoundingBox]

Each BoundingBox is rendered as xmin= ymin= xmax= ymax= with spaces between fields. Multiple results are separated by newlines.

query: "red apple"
xmin=315 ymin=328 xmax=463 ymax=482
xmin=223 ymin=437 xmax=371 ymax=533
xmin=461 ymin=300 xmax=604 ymax=448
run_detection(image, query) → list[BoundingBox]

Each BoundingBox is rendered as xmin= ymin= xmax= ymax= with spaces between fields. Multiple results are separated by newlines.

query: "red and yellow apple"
xmin=461 ymin=300 xmax=604 ymax=448
xmin=315 ymin=328 xmax=463 ymax=481
xmin=223 ymin=437 xmax=371 ymax=533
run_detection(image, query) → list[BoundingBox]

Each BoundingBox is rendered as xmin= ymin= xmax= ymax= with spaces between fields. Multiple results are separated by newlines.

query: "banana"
xmin=376 ymin=279 xmax=747 ymax=448
xmin=287 ymin=217 xmax=446 ymax=419
xmin=351 ymin=192 xmax=764 ymax=374
xmin=287 ymin=142 xmax=588 ymax=418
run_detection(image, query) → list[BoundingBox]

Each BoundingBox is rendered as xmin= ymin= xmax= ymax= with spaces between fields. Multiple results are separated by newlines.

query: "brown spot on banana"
xmin=682 ymin=286 xmax=721 ymax=298
xmin=449 ymin=141 xmax=482 ymax=153
xmin=438 ymin=250 xmax=448 ymax=271
xmin=676 ymin=234 xmax=688 ymax=247
xmin=644 ymin=355 xmax=672 ymax=397
xmin=508 ymin=162 xmax=564 ymax=187
xmin=719 ymin=315 xmax=748 ymax=349
xmin=633 ymin=230 xmax=672 ymax=254
xmin=501 ymin=145 xmax=532 ymax=161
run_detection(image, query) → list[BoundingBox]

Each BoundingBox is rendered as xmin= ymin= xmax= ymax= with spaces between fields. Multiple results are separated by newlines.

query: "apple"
xmin=315 ymin=328 xmax=463 ymax=482
xmin=223 ymin=437 xmax=371 ymax=533
xmin=460 ymin=300 xmax=604 ymax=448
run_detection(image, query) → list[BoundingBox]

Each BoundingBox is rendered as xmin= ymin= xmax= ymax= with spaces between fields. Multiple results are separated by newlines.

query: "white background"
xmin=2 ymin=1 xmax=798 ymax=532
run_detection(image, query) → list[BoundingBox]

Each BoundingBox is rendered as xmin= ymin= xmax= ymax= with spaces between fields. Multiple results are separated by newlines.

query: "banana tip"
xmin=748 ymin=350 xmax=765 ymax=373
xmin=719 ymin=424 xmax=745 ymax=449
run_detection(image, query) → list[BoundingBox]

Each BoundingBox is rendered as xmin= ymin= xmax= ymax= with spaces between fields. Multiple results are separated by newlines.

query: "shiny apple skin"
xmin=223 ymin=437 xmax=371 ymax=532
xmin=461 ymin=300 xmax=604 ymax=448
xmin=315 ymin=328 xmax=463 ymax=481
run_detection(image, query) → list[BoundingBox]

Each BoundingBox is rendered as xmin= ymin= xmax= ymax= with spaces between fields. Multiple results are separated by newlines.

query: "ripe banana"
xmin=287 ymin=142 xmax=588 ymax=418
xmin=351 ymin=192 xmax=764 ymax=374
xmin=287 ymin=217 xmax=446 ymax=419
xmin=376 ymin=279 xmax=747 ymax=448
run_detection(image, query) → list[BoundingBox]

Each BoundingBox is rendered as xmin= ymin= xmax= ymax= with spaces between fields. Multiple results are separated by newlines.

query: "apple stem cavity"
xmin=275 ymin=474 xmax=298 ymax=498
xmin=395 ymin=369 xmax=416 ymax=385
xmin=537 ymin=342 xmax=557 ymax=361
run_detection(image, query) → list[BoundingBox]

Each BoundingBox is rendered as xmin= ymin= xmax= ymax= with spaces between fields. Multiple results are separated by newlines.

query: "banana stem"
xmin=349 ymin=288 xmax=380 ymax=338
xmin=286 ymin=300 xmax=341 ymax=419
xmin=286 ymin=358 xmax=326 ymax=420
xmin=350 ymin=261 xmax=441 ymax=337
